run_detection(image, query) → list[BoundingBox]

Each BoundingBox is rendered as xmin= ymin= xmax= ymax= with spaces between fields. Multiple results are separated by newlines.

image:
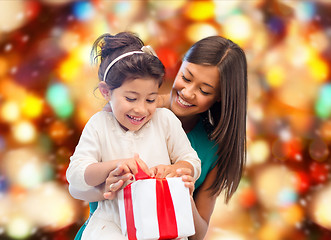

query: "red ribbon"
xmin=123 ymin=165 xmax=178 ymax=240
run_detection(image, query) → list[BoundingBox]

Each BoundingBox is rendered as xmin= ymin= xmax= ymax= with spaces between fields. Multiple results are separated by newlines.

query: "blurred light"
xmin=309 ymin=138 xmax=329 ymax=162
xmin=0 ymin=56 xmax=8 ymax=77
xmin=315 ymin=84 xmax=331 ymax=119
xmin=46 ymin=83 xmax=74 ymax=119
xmin=223 ymin=14 xmax=252 ymax=46
xmin=309 ymin=162 xmax=329 ymax=184
xmin=3 ymin=148 xmax=46 ymax=189
xmin=295 ymin=2 xmax=316 ymax=22
xmin=59 ymin=31 xmax=80 ymax=52
xmin=308 ymin=56 xmax=328 ymax=82
xmin=12 ymin=121 xmax=36 ymax=143
xmin=254 ymin=165 xmax=297 ymax=209
xmin=41 ymin=0 xmax=73 ymax=6
xmin=185 ymin=23 xmax=218 ymax=43
xmin=266 ymin=66 xmax=284 ymax=87
xmin=21 ymin=94 xmax=44 ymax=119
xmin=48 ymin=120 xmax=70 ymax=144
xmin=294 ymin=171 xmax=311 ymax=194
xmin=0 ymin=196 xmax=10 ymax=225
xmin=18 ymin=162 xmax=43 ymax=189
xmin=277 ymin=188 xmax=298 ymax=207
xmin=267 ymin=17 xmax=286 ymax=36
xmin=185 ymin=1 xmax=215 ymax=21
xmin=0 ymin=175 xmax=8 ymax=193
xmin=58 ymin=56 xmax=81 ymax=83
xmin=149 ymin=0 xmax=186 ymax=20
xmin=248 ymin=140 xmax=270 ymax=164
xmin=6 ymin=215 xmax=33 ymax=239
xmin=72 ymin=1 xmax=94 ymax=21
xmin=1 ymin=100 xmax=20 ymax=123
xmin=0 ymin=135 xmax=6 ymax=153
xmin=22 ymin=182 xmax=77 ymax=230
xmin=310 ymin=184 xmax=331 ymax=230
xmin=280 ymin=204 xmax=304 ymax=226
xmin=320 ymin=121 xmax=331 ymax=142
xmin=214 ymin=0 xmax=240 ymax=22
xmin=0 ymin=1 xmax=28 ymax=33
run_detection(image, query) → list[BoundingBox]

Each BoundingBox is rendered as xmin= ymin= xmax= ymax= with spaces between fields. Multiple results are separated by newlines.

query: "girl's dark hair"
xmin=184 ymin=36 xmax=247 ymax=203
xmin=91 ymin=32 xmax=165 ymax=89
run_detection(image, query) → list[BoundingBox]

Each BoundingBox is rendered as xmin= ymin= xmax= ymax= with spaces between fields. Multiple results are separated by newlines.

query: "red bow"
xmin=123 ymin=165 xmax=178 ymax=240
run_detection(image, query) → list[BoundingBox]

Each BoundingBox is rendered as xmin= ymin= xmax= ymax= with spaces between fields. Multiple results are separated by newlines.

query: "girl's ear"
xmin=98 ymin=81 xmax=111 ymax=101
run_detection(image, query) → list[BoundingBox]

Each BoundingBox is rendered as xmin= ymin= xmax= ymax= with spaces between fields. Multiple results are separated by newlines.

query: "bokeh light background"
xmin=0 ymin=0 xmax=330 ymax=239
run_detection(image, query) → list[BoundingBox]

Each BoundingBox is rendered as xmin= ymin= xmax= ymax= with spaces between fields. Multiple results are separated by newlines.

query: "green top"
xmin=187 ymin=117 xmax=218 ymax=189
xmin=74 ymin=118 xmax=218 ymax=240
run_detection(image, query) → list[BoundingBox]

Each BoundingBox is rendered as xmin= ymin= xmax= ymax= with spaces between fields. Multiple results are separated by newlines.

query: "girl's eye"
xmin=182 ymin=75 xmax=191 ymax=82
xmin=146 ymin=99 xmax=156 ymax=103
xmin=200 ymin=89 xmax=211 ymax=95
xmin=125 ymin=97 xmax=136 ymax=102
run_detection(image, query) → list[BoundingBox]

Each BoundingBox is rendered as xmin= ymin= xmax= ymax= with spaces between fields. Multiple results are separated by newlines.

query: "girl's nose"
xmin=133 ymin=102 xmax=147 ymax=114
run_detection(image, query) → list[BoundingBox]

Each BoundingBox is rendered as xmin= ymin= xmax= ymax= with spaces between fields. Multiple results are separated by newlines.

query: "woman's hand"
xmin=181 ymin=172 xmax=195 ymax=196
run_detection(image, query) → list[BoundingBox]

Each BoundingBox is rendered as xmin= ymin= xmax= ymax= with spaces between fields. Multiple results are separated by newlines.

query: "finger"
xmin=111 ymin=165 xmax=126 ymax=176
xmin=176 ymin=168 xmax=192 ymax=177
xmin=156 ymin=167 xmax=165 ymax=178
xmin=149 ymin=167 xmax=156 ymax=178
xmin=104 ymin=191 xmax=117 ymax=200
xmin=109 ymin=179 xmax=124 ymax=192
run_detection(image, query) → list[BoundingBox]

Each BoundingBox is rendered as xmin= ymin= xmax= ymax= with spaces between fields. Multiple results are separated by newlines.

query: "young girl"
xmin=66 ymin=32 xmax=201 ymax=240
xmin=70 ymin=35 xmax=247 ymax=240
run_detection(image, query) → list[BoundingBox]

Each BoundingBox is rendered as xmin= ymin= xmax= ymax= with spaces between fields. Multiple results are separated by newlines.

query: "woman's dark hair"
xmin=91 ymin=32 xmax=165 ymax=89
xmin=184 ymin=36 xmax=247 ymax=203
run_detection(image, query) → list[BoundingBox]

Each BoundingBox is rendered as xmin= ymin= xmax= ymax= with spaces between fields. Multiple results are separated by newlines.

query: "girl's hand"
xmin=150 ymin=164 xmax=176 ymax=178
xmin=103 ymin=165 xmax=133 ymax=200
xmin=103 ymin=153 xmax=150 ymax=200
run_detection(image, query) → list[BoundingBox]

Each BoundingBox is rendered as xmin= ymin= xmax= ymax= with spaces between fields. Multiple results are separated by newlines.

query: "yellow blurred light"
xmin=266 ymin=66 xmax=284 ymax=87
xmin=248 ymin=140 xmax=270 ymax=164
xmin=1 ymin=100 xmax=20 ymax=122
xmin=6 ymin=215 xmax=32 ymax=239
xmin=0 ymin=1 xmax=27 ymax=33
xmin=254 ymin=165 xmax=297 ymax=209
xmin=310 ymin=184 xmax=331 ymax=230
xmin=12 ymin=121 xmax=36 ymax=143
xmin=223 ymin=15 xmax=252 ymax=46
xmin=186 ymin=23 xmax=218 ymax=43
xmin=280 ymin=204 xmax=304 ymax=226
xmin=58 ymin=57 xmax=81 ymax=83
xmin=21 ymin=94 xmax=44 ymax=119
xmin=308 ymin=57 xmax=328 ymax=82
xmin=185 ymin=1 xmax=215 ymax=21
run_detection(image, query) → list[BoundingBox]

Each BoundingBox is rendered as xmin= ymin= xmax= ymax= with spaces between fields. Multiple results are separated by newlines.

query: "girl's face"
xmin=109 ymin=78 xmax=159 ymax=131
xmin=170 ymin=61 xmax=221 ymax=119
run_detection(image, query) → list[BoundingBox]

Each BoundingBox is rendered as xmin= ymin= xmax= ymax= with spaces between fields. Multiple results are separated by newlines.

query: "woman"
xmin=69 ymin=35 xmax=247 ymax=240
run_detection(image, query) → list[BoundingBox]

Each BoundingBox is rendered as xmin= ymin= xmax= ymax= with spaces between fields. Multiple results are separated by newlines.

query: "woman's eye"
xmin=182 ymin=75 xmax=191 ymax=82
xmin=200 ymin=89 xmax=211 ymax=95
xmin=125 ymin=97 xmax=136 ymax=102
xmin=146 ymin=99 xmax=156 ymax=103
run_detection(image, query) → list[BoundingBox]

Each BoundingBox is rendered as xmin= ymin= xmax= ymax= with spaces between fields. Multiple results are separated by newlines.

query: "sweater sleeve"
xmin=66 ymin=114 xmax=102 ymax=191
xmin=160 ymin=109 xmax=201 ymax=180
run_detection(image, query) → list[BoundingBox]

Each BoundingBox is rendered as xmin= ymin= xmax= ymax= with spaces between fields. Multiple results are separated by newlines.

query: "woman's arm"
xmin=189 ymin=166 xmax=218 ymax=240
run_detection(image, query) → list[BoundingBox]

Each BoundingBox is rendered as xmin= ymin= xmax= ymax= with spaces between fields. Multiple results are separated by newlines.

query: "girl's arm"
xmin=189 ymin=166 xmax=219 ymax=240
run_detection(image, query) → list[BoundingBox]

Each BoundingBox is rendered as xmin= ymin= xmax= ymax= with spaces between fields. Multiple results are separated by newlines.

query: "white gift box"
xmin=118 ymin=177 xmax=195 ymax=240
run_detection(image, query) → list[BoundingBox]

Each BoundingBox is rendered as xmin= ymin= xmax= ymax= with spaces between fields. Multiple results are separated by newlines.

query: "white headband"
xmin=102 ymin=45 xmax=157 ymax=82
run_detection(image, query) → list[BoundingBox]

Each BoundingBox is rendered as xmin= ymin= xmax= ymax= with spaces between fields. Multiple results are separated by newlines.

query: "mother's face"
xmin=169 ymin=61 xmax=221 ymax=119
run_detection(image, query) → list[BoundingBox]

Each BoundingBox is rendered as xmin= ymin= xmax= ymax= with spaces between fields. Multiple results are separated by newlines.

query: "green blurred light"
xmin=46 ymin=83 xmax=74 ymax=119
xmin=315 ymin=84 xmax=331 ymax=119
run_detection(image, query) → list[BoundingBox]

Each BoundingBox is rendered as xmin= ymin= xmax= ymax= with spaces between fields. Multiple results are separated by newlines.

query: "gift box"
xmin=118 ymin=169 xmax=195 ymax=240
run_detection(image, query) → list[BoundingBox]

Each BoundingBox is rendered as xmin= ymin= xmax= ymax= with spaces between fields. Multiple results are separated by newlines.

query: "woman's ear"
xmin=98 ymin=81 xmax=111 ymax=101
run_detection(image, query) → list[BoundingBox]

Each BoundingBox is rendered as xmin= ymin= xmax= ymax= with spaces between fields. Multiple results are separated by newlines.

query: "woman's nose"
xmin=181 ymin=86 xmax=195 ymax=100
